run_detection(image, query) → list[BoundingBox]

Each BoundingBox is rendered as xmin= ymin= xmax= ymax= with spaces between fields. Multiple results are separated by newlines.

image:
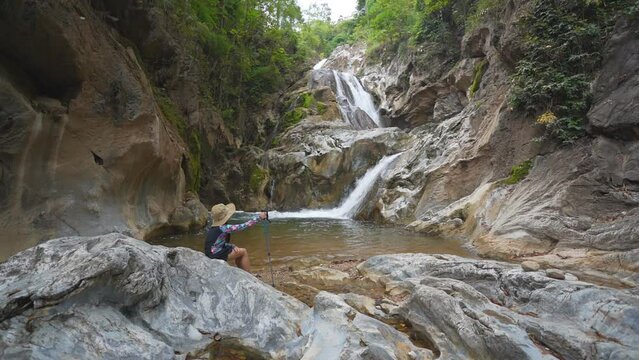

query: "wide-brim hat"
xmin=211 ymin=203 xmax=236 ymax=226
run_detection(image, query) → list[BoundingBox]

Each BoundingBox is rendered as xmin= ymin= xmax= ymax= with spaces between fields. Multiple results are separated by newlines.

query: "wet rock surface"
xmin=359 ymin=254 xmax=639 ymax=360
xmin=267 ymin=121 xmax=411 ymax=210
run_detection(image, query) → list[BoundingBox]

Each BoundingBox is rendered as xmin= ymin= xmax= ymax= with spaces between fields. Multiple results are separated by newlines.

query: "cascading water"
xmin=271 ymin=153 xmax=402 ymax=219
xmin=313 ymin=58 xmax=328 ymax=70
xmin=332 ymin=70 xmax=382 ymax=129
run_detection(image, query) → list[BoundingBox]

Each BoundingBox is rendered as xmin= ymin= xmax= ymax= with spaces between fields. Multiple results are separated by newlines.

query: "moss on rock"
xmin=249 ymin=165 xmax=269 ymax=193
xmin=155 ymin=88 xmax=201 ymax=192
xmin=282 ymin=107 xmax=309 ymax=130
xmin=501 ymin=159 xmax=533 ymax=185
xmin=469 ymin=59 xmax=488 ymax=97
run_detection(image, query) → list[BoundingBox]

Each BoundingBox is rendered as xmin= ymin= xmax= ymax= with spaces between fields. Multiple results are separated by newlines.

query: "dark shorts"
xmin=211 ymin=243 xmax=236 ymax=261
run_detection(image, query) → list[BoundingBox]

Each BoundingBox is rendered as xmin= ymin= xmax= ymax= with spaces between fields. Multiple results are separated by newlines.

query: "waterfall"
xmin=313 ymin=58 xmax=328 ymax=70
xmin=332 ymin=70 xmax=382 ymax=129
xmin=271 ymin=153 xmax=401 ymax=219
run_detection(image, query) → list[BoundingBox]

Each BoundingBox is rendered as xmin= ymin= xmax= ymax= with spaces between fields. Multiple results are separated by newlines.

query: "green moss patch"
xmin=469 ymin=59 xmax=488 ymax=97
xmin=501 ymin=159 xmax=533 ymax=185
xmin=249 ymin=165 xmax=269 ymax=193
xmin=282 ymin=107 xmax=308 ymax=130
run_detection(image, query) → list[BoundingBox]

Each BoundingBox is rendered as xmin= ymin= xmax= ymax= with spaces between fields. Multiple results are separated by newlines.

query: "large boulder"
xmin=0 ymin=234 xmax=437 ymax=359
xmin=359 ymin=254 xmax=639 ymax=360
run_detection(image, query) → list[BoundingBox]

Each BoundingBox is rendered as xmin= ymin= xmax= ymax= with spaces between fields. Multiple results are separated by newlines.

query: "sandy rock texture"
xmin=0 ymin=0 xmax=210 ymax=260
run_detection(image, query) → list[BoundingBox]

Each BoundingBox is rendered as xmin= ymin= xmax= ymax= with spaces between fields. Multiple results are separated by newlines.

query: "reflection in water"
xmin=150 ymin=213 xmax=472 ymax=270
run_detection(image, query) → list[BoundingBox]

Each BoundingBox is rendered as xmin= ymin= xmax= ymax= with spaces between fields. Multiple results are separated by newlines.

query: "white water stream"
xmin=271 ymin=153 xmax=401 ymax=219
xmin=313 ymin=58 xmax=328 ymax=70
xmin=332 ymin=70 xmax=382 ymax=128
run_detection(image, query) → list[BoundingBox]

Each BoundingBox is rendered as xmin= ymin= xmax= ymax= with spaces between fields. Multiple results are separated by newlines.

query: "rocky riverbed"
xmin=2 ymin=234 xmax=638 ymax=359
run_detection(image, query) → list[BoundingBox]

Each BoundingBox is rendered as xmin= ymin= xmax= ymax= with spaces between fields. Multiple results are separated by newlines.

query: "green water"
xmin=150 ymin=213 xmax=472 ymax=270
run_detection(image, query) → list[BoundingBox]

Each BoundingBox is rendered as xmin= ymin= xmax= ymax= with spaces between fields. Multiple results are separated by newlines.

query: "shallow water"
xmin=150 ymin=213 xmax=472 ymax=270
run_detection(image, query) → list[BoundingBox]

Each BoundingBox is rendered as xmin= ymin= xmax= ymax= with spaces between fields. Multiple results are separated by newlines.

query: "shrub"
xmin=509 ymin=0 xmax=631 ymax=144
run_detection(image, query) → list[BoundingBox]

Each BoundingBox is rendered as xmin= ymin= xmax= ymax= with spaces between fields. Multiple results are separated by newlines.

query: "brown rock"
xmin=521 ymin=261 xmax=541 ymax=272
xmin=564 ymin=273 xmax=579 ymax=282
xmin=291 ymin=266 xmax=349 ymax=288
xmin=546 ymin=269 xmax=566 ymax=280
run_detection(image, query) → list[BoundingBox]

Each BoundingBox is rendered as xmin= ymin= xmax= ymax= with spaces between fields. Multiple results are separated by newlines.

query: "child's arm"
xmin=219 ymin=213 xmax=266 ymax=233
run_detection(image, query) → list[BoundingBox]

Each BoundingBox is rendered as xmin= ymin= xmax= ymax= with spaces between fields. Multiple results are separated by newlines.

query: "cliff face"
xmin=0 ymin=0 xmax=213 ymax=259
xmin=270 ymin=2 xmax=639 ymax=281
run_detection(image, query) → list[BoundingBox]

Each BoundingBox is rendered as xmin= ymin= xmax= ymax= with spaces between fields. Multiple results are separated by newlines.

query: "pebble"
xmin=521 ymin=260 xmax=540 ymax=272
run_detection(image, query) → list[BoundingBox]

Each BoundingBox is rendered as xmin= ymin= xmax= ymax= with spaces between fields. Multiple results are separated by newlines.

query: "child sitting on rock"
xmin=204 ymin=203 xmax=267 ymax=272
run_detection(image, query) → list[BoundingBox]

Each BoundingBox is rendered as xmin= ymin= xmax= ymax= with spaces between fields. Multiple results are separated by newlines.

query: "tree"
xmin=305 ymin=2 xmax=332 ymax=22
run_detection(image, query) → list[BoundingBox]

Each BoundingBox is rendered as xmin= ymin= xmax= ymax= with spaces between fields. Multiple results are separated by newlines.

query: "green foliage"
xmin=356 ymin=0 xmax=417 ymax=52
xmin=249 ymin=165 xmax=269 ymax=193
xmin=298 ymin=18 xmax=357 ymax=59
xmin=501 ymin=160 xmax=533 ymax=185
xmin=300 ymin=93 xmax=314 ymax=108
xmin=162 ymin=0 xmax=303 ymax=121
xmin=282 ymin=107 xmax=308 ymax=130
xmin=316 ymin=102 xmax=327 ymax=115
xmin=469 ymin=59 xmax=488 ymax=97
xmin=466 ymin=0 xmax=505 ymax=29
xmin=509 ymin=0 xmax=632 ymax=143
xmin=270 ymin=136 xmax=282 ymax=147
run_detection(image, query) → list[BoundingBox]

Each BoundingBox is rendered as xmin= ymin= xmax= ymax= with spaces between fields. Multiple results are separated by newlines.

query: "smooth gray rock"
xmin=301 ymin=292 xmax=434 ymax=360
xmin=588 ymin=17 xmax=639 ymax=137
xmin=0 ymin=235 xmax=437 ymax=359
xmin=359 ymin=254 xmax=639 ymax=360
xmin=0 ymin=234 xmax=309 ymax=359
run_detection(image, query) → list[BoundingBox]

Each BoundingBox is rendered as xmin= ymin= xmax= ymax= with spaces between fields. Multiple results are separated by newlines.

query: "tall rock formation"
xmin=0 ymin=0 xmax=208 ymax=259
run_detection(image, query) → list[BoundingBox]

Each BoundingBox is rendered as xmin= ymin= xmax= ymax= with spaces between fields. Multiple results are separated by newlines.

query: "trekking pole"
xmin=262 ymin=210 xmax=275 ymax=287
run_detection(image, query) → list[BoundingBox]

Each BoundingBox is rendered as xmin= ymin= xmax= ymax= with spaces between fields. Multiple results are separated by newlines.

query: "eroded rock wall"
xmin=402 ymin=14 xmax=639 ymax=281
xmin=0 ymin=0 xmax=207 ymax=259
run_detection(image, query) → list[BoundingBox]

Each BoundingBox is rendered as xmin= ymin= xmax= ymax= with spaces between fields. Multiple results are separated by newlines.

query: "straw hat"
xmin=210 ymin=203 xmax=236 ymax=226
